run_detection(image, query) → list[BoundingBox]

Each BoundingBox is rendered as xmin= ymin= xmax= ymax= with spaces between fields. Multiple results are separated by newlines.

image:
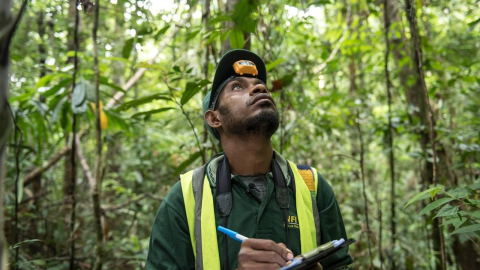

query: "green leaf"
xmin=468 ymin=18 xmax=480 ymax=30
xmin=208 ymin=14 xmax=232 ymax=26
xmin=9 ymin=239 xmax=43 ymax=250
xmin=122 ymin=38 xmax=134 ymax=59
xmin=154 ymin=25 xmax=170 ymax=40
xmin=172 ymin=152 xmax=202 ymax=177
xmin=99 ymin=77 xmax=124 ymax=96
xmin=434 ymin=204 xmax=459 ymax=218
xmin=71 ymin=100 xmax=87 ymax=114
xmin=231 ymin=0 xmax=259 ymax=33
xmin=221 ymin=29 xmax=232 ymax=42
xmin=429 ymin=188 xmax=441 ymax=199
xmin=186 ymin=29 xmax=200 ymax=41
xmin=131 ymin=107 xmax=175 ymax=119
xmin=229 ymin=28 xmax=245 ymax=49
xmin=133 ymin=171 xmax=143 ymax=183
xmin=36 ymin=73 xmax=70 ymax=88
xmin=266 ymin=58 xmax=285 ymax=71
xmin=72 ymin=79 xmax=86 ymax=107
xmin=419 ymin=198 xmax=455 ymax=216
xmin=180 ymin=80 xmax=210 ymax=105
xmin=451 ymin=224 xmax=480 ymax=235
xmin=43 ymin=78 xmax=72 ymax=98
xmin=403 ymin=187 xmax=442 ymax=210
xmin=116 ymin=93 xmax=171 ymax=111
xmin=52 ymin=96 xmax=67 ymax=124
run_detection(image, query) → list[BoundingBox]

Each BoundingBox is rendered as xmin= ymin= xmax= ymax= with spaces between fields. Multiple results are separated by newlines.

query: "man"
xmin=146 ymin=50 xmax=353 ymax=270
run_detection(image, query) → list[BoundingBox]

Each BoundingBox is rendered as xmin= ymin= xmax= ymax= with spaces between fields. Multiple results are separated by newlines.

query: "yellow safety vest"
xmin=180 ymin=160 xmax=319 ymax=270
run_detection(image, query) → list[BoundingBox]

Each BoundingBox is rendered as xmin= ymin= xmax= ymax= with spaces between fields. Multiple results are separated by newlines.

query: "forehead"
xmin=224 ymin=77 xmax=264 ymax=88
xmin=216 ymin=77 xmax=264 ymax=106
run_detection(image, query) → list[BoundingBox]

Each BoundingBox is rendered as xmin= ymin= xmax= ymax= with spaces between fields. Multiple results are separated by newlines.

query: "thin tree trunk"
xmin=69 ymin=0 xmax=80 ymax=268
xmin=403 ymin=1 xmax=445 ymax=269
xmin=383 ymin=0 xmax=445 ymax=267
xmin=356 ymin=110 xmax=373 ymax=269
xmin=382 ymin=1 xmax=396 ymax=269
xmin=67 ymin=0 xmax=78 ymax=64
xmin=202 ymin=0 xmax=211 ymax=161
xmin=1 ymin=1 xmax=27 ymax=268
xmin=92 ymin=0 xmax=104 ymax=269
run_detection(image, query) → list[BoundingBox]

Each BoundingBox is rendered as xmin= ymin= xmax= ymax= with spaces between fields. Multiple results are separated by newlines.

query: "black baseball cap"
xmin=203 ymin=49 xmax=267 ymax=140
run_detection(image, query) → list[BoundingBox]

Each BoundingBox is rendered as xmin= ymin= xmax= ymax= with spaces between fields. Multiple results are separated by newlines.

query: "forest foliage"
xmin=2 ymin=0 xmax=480 ymax=269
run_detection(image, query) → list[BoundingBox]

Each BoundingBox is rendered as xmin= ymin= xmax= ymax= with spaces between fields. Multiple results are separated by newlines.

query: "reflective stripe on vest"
xmin=180 ymin=161 xmax=317 ymax=269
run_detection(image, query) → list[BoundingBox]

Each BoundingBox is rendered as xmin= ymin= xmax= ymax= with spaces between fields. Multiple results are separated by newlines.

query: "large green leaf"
xmin=403 ymin=187 xmax=442 ymax=210
xmin=419 ymin=198 xmax=455 ymax=216
xmin=450 ymin=224 xmax=480 ymax=235
xmin=51 ymin=96 xmax=67 ymax=124
xmin=116 ymin=93 xmax=171 ymax=111
xmin=172 ymin=152 xmax=202 ymax=177
xmin=131 ymin=107 xmax=175 ymax=119
xmin=72 ymin=79 xmax=87 ymax=107
xmin=43 ymin=78 xmax=72 ymax=98
xmin=266 ymin=58 xmax=285 ymax=71
xmin=36 ymin=73 xmax=70 ymax=88
xmin=434 ymin=204 xmax=459 ymax=218
xmin=231 ymin=0 xmax=259 ymax=33
xmin=180 ymin=80 xmax=210 ymax=105
xmin=229 ymin=28 xmax=245 ymax=49
xmin=154 ymin=25 xmax=170 ymax=40
xmin=122 ymin=38 xmax=134 ymax=59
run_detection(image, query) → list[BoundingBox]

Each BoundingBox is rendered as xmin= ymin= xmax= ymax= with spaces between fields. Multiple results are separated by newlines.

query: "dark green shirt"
xmin=146 ymin=158 xmax=353 ymax=270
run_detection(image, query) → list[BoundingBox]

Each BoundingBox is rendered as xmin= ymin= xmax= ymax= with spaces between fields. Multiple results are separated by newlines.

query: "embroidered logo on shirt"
xmin=286 ymin=215 xmax=299 ymax=229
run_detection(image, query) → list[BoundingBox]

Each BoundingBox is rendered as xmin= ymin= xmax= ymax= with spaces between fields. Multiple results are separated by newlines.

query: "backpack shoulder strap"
xmin=296 ymin=164 xmax=321 ymax=246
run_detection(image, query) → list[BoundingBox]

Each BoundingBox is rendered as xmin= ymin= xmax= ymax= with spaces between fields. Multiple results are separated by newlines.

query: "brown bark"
xmin=382 ymin=1 xmax=396 ymax=269
xmin=1 ymin=1 xmax=28 ymax=268
xmin=382 ymin=0 xmax=444 ymax=268
xmin=92 ymin=0 xmax=104 ymax=269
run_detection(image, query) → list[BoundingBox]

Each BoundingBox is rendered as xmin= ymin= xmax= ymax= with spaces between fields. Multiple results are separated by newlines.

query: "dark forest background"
xmin=1 ymin=0 xmax=479 ymax=269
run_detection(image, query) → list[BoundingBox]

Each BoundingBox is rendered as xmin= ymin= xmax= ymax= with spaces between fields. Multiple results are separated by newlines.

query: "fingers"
xmin=237 ymin=239 xmax=294 ymax=270
xmin=243 ymin=239 xmax=293 ymax=261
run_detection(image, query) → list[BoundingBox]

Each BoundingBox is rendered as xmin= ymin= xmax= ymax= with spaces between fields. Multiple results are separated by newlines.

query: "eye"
xmin=231 ymin=84 xmax=243 ymax=91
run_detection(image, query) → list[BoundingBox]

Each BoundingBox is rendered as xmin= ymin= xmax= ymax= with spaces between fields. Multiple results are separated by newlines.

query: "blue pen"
xmin=217 ymin=226 xmax=249 ymax=242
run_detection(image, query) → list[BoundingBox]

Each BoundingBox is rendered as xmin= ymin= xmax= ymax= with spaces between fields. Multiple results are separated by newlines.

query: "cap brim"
xmin=209 ymin=49 xmax=267 ymax=108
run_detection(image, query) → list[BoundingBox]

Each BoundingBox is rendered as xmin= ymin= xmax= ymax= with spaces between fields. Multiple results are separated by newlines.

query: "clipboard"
xmin=279 ymin=238 xmax=355 ymax=270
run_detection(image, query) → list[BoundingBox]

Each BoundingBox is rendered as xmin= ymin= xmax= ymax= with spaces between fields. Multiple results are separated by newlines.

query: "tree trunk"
xmin=92 ymin=1 xmax=105 ymax=269
xmin=382 ymin=1 xmax=396 ymax=269
xmin=1 ymin=1 xmax=27 ymax=268
xmin=383 ymin=0 xmax=449 ymax=268
xmin=0 ymin=1 xmax=13 ymax=269
xmin=67 ymin=0 xmax=78 ymax=64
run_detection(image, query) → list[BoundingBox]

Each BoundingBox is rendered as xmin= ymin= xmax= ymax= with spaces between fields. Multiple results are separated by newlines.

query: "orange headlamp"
xmin=232 ymin=60 xmax=258 ymax=77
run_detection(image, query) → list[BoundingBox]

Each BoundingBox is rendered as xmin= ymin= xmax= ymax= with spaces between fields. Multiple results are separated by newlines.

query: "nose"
xmin=249 ymin=84 xmax=268 ymax=96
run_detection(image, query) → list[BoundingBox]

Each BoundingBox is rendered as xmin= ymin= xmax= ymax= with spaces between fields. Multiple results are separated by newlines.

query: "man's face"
xmin=215 ymin=77 xmax=279 ymax=138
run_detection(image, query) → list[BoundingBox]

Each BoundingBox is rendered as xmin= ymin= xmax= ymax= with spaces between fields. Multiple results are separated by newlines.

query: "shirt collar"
xmin=205 ymin=150 xmax=292 ymax=187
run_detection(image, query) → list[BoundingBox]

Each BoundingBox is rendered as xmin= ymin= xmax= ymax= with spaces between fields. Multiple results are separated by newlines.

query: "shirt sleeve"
xmin=146 ymin=181 xmax=195 ymax=270
xmin=316 ymin=172 xmax=353 ymax=270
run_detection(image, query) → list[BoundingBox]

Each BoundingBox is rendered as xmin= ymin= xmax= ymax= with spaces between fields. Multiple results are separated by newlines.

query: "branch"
xmin=316 ymin=5 xmax=350 ymax=73
xmin=22 ymin=129 xmax=86 ymax=187
xmin=105 ymin=10 xmax=194 ymax=109
xmin=75 ymin=135 xmax=95 ymax=194
xmin=101 ymin=193 xmax=164 ymax=211
xmin=23 ymin=146 xmax=70 ymax=186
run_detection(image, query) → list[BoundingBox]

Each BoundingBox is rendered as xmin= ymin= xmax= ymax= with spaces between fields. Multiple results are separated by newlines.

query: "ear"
xmin=205 ymin=109 xmax=222 ymax=129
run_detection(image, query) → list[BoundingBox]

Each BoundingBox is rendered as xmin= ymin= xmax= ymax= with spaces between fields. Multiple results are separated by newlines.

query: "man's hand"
xmin=237 ymin=239 xmax=294 ymax=270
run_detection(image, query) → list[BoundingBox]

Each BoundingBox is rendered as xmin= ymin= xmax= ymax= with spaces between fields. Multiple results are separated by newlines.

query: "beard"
xmin=218 ymin=104 xmax=280 ymax=139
